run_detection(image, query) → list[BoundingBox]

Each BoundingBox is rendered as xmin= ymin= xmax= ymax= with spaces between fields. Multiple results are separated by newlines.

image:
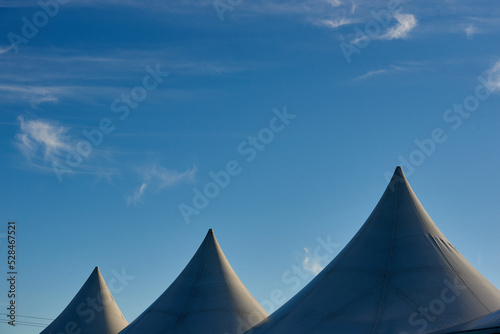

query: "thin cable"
xmin=0 ymin=312 xmax=53 ymax=321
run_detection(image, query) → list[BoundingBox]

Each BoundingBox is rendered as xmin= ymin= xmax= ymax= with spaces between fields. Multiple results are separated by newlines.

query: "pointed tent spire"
xmin=41 ymin=267 xmax=128 ymax=334
xmin=120 ymin=229 xmax=268 ymax=334
xmin=248 ymin=167 xmax=500 ymax=334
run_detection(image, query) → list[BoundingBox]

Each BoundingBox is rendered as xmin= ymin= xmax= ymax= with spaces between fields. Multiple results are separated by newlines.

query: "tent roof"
xmin=431 ymin=309 xmax=500 ymax=334
xmin=120 ymin=229 xmax=268 ymax=334
xmin=248 ymin=167 xmax=500 ymax=334
xmin=41 ymin=267 xmax=128 ymax=334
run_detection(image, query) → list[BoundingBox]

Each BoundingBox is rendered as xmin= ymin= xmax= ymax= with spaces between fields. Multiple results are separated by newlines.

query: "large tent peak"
xmin=395 ymin=165 xmax=404 ymax=176
xmin=248 ymin=168 xmax=500 ymax=334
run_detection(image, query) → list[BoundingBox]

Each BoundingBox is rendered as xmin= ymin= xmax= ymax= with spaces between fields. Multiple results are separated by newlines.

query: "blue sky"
xmin=1 ymin=0 xmax=500 ymax=332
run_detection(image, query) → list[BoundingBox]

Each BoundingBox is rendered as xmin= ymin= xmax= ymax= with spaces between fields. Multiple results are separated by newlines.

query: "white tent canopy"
xmin=248 ymin=167 xmax=500 ymax=334
xmin=120 ymin=229 xmax=268 ymax=334
xmin=41 ymin=267 xmax=128 ymax=334
xmin=431 ymin=309 xmax=500 ymax=334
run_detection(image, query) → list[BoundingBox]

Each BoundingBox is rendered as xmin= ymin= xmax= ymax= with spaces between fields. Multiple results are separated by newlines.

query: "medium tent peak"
xmin=120 ymin=229 xmax=267 ymax=334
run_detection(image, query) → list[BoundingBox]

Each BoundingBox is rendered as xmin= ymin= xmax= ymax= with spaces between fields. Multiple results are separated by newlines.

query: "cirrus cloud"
xmin=16 ymin=116 xmax=69 ymax=162
xmin=382 ymin=13 xmax=418 ymax=40
xmin=126 ymin=165 xmax=198 ymax=205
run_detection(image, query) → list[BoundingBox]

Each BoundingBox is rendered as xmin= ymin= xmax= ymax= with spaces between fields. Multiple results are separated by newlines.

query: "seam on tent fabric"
xmin=220 ymin=258 xmax=245 ymax=329
xmin=405 ymin=182 xmax=490 ymax=316
xmin=412 ymin=180 xmax=492 ymax=316
xmin=407 ymin=184 xmax=493 ymax=326
xmin=212 ymin=243 xmax=244 ymax=328
xmin=428 ymin=235 xmax=491 ymax=315
xmin=309 ymin=283 xmax=382 ymax=332
xmin=370 ymin=176 xmax=400 ymax=334
xmin=271 ymin=219 xmax=374 ymax=328
xmin=170 ymin=236 xmax=210 ymax=334
xmin=271 ymin=186 xmax=391 ymax=330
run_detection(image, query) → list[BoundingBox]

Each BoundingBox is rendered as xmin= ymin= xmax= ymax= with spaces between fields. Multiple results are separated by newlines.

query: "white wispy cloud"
xmin=355 ymin=69 xmax=388 ymax=80
xmin=0 ymin=0 xmax=213 ymax=10
xmin=325 ymin=0 xmax=342 ymax=6
xmin=0 ymin=85 xmax=62 ymax=106
xmin=0 ymin=47 xmax=258 ymax=107
xmin=314 ymin=17 xmax=352 ymax=29
xmin=16 ymin=117 xmax=69 ymax=162
xmin=127 ymin=165 xmax=197 ymax=205
xmin=485 ymin=61 xmax=500 ymax=92
xmin=302 ymin=248 xmax=324 ymax=275
xmin=349 ymin=0 xmax=356 ymax=14
xmin=127 ymin=182 xmax=148 ymax=206
xmin=0 ymin=45 xmax=14 ymax=55
xmin=150 ymin=165 xmax=198 ymax=189
xmin=14 ymin=116 xmax=120 ymax=179
xmin=465 ymin=24 xmax=478 ymax=39
xmin=382 ymin=13 xmax=418 ymax=40
xmin=3 ymin=0 xmax=498 ymax=44
xmin=354 ymin=62 xmax=429 ymax=81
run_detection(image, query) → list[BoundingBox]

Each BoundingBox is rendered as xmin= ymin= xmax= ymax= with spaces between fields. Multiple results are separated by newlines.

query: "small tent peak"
xmin=41 ymin=266 xmax=128 ymax=334
xmin=394 ymin=166 xmax=404 ymax=177
xmin=90 ymin=266 xmax=101 ymax=276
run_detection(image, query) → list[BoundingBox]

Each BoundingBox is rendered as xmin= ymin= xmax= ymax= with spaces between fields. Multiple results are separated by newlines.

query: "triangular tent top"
xmin=120 ymin=229 xmax=268 ymax=334
xmin=248 ymin=167 xmax=500 ymax=334
xmin=41 ymin=267 xmax=128 ymax=334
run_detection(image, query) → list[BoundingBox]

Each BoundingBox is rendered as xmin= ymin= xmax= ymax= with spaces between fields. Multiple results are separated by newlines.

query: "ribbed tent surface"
xmin=431 ymin=309 xmax=500 ymax=334
xmin=120 ymin=229 xmax=268 ymax=334
xmin=41 ymin=267 xmax=128 ymax=334
xmin=248 ymin=167 xmax=500 ymax=334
